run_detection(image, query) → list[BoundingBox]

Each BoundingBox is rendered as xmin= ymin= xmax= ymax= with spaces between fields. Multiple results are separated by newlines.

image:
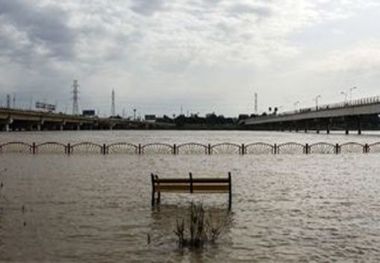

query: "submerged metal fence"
xmin=0 ymin=141 xmax=379 ymax=155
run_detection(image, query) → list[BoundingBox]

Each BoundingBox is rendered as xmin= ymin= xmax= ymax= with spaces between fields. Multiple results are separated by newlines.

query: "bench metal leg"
xmin=151 ymin=191 xmax=155 ymax=207
xmin=228 ymin=172 xmax=232 ymax=210
xmin=151 ymin=173 xmax=156 ymax=207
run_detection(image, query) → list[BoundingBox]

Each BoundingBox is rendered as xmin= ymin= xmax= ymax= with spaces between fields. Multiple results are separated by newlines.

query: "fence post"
xmin=173 ymin=144 xmax=176 ymax=155
xmin=102 ymin=144 xmax=106 ymax=155
xmin=335 ymin=143 xmax=339 ymax=154
xmin=274 ymin=144 xmax=277 ymax=154
xmin=241 ymin=144 xmax=245 ymax=155
xmin=32 ymin=142 xmax=36 ymax=154
xmin=305 ymin=143 xmax=309 ymax=154
xmin=138 ymin=144 xmax=142 ymax=155
xmin=208 ymin=144 xmax=211 ymax=155
xmin=364 ymin=143 xmax=369 ymax=153
xmin=67 ymin=143 xmax=71 ymax=155
xmin=228 ymin=171 xmax=232 ymax=210
xmin=189 ymin=172 xmax=193 ymax=193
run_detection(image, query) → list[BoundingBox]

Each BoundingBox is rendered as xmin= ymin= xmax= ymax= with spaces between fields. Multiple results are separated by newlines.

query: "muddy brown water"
xmin=1 ymin=130 xmax=380 ymax=262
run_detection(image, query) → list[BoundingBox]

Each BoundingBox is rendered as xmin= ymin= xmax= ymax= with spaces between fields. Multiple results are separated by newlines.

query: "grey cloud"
xmin=130 ymin=0 xmax=165 ymax=16
xmin=228 ymin=3 xmax=272 ymax=18
xmin=0 ymin=0 xmax=75 ymax=61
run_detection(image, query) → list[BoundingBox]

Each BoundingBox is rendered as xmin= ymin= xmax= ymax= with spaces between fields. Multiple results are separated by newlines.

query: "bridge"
xmin=241 ymin=96 xmax=380 ymax=134
xmin=0 ymin=108 xmax=174 ymax=131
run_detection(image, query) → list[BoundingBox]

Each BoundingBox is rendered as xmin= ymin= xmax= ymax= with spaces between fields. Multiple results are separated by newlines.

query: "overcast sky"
xmin=1 ymin=0 xmax=380 ymax=117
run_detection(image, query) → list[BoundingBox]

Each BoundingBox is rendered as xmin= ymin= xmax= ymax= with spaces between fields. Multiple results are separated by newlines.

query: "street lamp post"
xmin=340 ymin=91 xmax=348 ymax=104
xmin=349 ymin=86 xmax=357 ymax=101
xmin=314 ymin=95 xmax=321 ymax=110
xmin=294 ymin=101 xmax=300 ymax=111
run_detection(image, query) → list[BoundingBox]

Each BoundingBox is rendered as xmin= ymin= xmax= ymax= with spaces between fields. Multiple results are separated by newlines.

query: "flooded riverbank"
xmin=1 ymin=131 xmax=380 ymax=262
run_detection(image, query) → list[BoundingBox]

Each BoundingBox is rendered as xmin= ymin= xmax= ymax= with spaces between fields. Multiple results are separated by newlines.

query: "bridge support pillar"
xmin=76 ymin=124 xmax=81 ymax=131
xmin=5 ymin=118 xmax=13 ymax=132
xmin=60 ymin=124 xmax=64 ymax=131
xmin=345 ymin=129 xmax=349 ymax=135
xmin=37 ymin=124 xmax=41 ymax=131
xmin=357 ymin=117 xmax=362 ymax=135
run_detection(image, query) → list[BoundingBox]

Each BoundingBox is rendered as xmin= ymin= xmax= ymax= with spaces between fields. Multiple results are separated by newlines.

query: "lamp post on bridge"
xmin=340 ymin=91 xmax=348 ymax=104
xmin=349 ymin=86 xmax=357 ymax=101
xmin=314 ymin=95 xmax=321 ymax=110
xmin=294 ymin=101 xmax=300 ymax=111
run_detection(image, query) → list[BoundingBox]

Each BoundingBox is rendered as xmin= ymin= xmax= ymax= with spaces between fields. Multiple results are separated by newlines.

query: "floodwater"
xmin=1 ymin=130 xmax=380 ymax=262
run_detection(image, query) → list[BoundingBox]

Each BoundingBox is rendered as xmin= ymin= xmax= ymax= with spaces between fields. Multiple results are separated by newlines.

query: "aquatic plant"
xmin=174 ymin=203 xmax=227 ymax=248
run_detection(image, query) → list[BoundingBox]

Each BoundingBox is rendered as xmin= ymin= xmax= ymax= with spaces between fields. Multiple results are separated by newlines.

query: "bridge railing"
xmin=0 ymin=141 xmax=378 ymax=155
xmin=248 ymin=95 xmax=380 ymax=122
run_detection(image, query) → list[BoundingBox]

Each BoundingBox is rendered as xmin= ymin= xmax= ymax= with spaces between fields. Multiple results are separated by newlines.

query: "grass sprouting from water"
xmin=174 ymin=203 xmax=228 ymax=249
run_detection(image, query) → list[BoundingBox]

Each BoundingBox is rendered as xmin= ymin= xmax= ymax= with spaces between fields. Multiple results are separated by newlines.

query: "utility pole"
xmin=254 ymin=92 xmax=258 ymax=114
xmin=72 ymin=80 xmax=79 ymax=115
xmin=29 ymin=96 xmax=33 ymax=110
xmin=314 ymin=95 xmax=321 ymax=110
xmin=133 ymin=108 xmax=136 ymax=120
xmin=6 ymin=94 xmax=11 ymax=108
xmin=111 ymin=89 xmax=115 ymax=116
xmin=12 ymin=94 xmax=16 ymax=108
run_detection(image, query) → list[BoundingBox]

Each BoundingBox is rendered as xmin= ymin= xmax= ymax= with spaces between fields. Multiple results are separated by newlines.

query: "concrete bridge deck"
xmin=0 ymin=108 xmax=173 ymax=131
xmin=242 ymin=96 xmax=380 ymax=134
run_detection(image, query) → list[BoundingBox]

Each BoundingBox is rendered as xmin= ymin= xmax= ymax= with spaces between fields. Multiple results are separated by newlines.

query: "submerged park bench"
xmin=150 ymin=172 xmax=232 ymax=209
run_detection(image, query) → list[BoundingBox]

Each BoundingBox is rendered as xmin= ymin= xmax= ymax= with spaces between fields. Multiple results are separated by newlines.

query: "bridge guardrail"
xmin=248 ymin=95 xmax=380 ymax=122
xmin=0 ymin=141 xmax=377 ymax=155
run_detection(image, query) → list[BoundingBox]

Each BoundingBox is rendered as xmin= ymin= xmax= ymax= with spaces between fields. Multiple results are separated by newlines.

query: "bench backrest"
xmin=151 ymin=172 xmax=231 ymax=193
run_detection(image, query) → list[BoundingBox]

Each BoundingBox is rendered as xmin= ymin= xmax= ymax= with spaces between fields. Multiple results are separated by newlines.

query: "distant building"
xmin=145 ymin=114 xmax=156 ymax=123
xmin=238 ymin=114 xmax=249 ymax=120
xmin=82 ymin=110 xmax=96 ymax=117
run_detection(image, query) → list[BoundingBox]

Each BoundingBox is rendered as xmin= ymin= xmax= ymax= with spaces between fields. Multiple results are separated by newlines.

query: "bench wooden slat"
xmin=157 ymin=185 xmax=229 ymax=192
xmin=151 ymin=172 xmax=232 ymax=209
xmin=157 ymin=178 xmax=228 ymax=183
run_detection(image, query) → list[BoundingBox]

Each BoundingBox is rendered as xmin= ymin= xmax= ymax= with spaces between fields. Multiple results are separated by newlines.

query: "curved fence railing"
xmin=141 ymin=143 xmax=174 ymax=154
xmin=0 ymin=142 xmax=32 ymax=153
xmin=0 ymin=141 xmax=379 ymax=155
xmin=176 ymin=143 xmax=208 ymax=155
xmin=368 ymin=142 xmax=380 ymax=153
xmin=245 ymin=143 xmax=274 ymax=155
xmin=106 ymin=143 xmax=138 ymax=154
xmin=70 ymin=142 xmax=103 ymax=154
xmin=277 ymin=142 xmax=306 ymax=154
xmin=339 ymin=142 xmax=366 ymax=154
xmin=308 ymin=142 xmax=336 ymax=154
xmin=36 ymin=142 xmax=67 ymax=154
xmin=211 ymin=143 xmax=242 ymax=155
